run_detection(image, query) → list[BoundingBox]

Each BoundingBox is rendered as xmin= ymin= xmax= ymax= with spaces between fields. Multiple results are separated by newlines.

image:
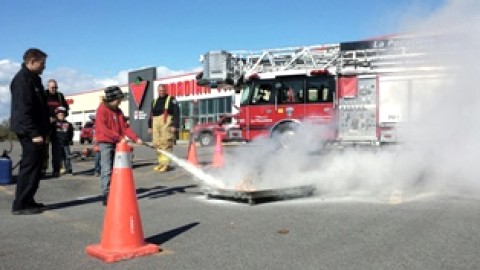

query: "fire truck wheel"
xmin=199 ymin=132 xmax=214 ymax=146
xmin=271 ymin=122 xmax=299 ymax=148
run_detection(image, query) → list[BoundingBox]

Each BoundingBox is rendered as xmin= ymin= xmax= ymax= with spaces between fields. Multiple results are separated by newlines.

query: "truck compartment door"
xmin=337 ymin=76 xmax=378 ymax=142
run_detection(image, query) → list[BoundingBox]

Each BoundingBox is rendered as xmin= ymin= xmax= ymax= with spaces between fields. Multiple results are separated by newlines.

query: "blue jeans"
xmin=52 ymin=142 xmax=72 ymax=173
xmin=99 ymin=143 xmax=115 ymax=195
xmin=94 ymin=152 xmax=101 ymax=174
xmin=62 ymin=146 xmax=72 ymax=172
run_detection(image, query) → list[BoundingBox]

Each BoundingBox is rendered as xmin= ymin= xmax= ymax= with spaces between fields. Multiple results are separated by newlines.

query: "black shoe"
xmin=30 ymin=201 xmax=46 ymax=209
xmin=66 ymin=170 xmax=73 ymax=175
xmin=12 ymin=207 xmax=43 ymax=215
xmin=102 ymin=194 xmax=108 ymax=206
xmin=52 ymin=172 xmax=60 ymax=178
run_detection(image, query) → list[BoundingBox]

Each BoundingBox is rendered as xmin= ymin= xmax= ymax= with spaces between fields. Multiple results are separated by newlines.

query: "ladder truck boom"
xmin=198 ymin=35 xmax=445 ymax=86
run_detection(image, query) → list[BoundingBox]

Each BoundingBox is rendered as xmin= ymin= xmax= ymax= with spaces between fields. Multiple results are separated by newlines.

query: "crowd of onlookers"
xmin=9 ymin=48 xmax=180 ymax=214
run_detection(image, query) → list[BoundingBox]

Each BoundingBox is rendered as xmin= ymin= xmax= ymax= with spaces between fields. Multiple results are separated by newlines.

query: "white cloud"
xmin=0 ymin=59 xmax=19 ymax=121
xmin=156 ymin=66 xmax=201 ymax=78
xmin=0 ymin=60 xmax=198 ymax=120
xmin=0 ymin=59 xmax=20 ymax=81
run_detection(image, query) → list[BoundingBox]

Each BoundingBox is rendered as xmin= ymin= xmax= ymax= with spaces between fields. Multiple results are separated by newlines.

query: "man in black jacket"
xmin=10 ymin=48 xmax=51 ymax=215
xmin=45 ymin=79 xmax=69 ymax=119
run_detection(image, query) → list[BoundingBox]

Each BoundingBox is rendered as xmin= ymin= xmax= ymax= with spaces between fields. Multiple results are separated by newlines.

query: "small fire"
xmin=234 ymin=173 xmax=257 ymax=192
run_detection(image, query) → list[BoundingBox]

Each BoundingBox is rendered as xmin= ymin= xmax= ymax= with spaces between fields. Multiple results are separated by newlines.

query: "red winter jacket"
xmin=94 ymin=102 xmax=139 ymax=144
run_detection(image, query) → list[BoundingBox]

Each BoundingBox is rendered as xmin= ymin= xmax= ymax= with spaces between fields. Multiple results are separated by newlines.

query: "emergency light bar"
xmin=310 ymin=69 xmax=330 ymax=76
xmin=248 ymin=73 xmax=260 ymax=80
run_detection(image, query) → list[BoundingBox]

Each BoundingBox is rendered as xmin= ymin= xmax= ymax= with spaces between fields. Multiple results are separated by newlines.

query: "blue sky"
xmin=0 ymin=0 xmax=448 ymax=120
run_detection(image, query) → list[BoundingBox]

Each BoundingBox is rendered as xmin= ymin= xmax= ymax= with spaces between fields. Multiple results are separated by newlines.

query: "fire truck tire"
xmin=199 ymin=132 xmax=214 ymax=146
xmin=271 ymin=122 xmax=299 ymax=148
xmin=80 ymin=138 xmax=85 ymax=144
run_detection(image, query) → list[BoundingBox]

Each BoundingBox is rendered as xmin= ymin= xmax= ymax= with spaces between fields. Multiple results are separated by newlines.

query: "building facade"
xmin=66 ymin=69 xmax=240 ymax=142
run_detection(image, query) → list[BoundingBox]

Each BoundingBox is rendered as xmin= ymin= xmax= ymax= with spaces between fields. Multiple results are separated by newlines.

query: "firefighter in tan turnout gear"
xmin=148 ymin=84 xmax=180 ymax=172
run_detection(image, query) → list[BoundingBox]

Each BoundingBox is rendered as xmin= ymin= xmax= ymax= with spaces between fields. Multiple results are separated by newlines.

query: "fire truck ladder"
xmin=199 ymin=35 xmax=446 ymax=87
xmin=199 ymin=44 xmax=341 ymax=86
xmin=231 ymin=44 xmax=340 ymax=74
xmin=337 ymin=36 xmax=448 ymax=75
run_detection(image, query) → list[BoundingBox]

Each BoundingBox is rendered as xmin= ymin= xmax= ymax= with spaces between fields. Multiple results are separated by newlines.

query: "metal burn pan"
xmin=204 ymin=185 xmax=315 ymax=205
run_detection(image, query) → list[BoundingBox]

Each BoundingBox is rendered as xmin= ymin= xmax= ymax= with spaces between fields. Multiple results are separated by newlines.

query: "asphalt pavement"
xmin=0 ymin=141 xmax=479 ymax=270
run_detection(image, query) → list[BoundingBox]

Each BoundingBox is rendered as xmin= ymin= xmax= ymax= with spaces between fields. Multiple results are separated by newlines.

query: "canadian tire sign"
xmin=130 ymin=80 xmax=148 ymax=108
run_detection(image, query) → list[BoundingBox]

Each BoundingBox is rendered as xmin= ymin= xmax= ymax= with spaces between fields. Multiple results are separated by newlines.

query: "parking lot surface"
xmin=1 ymin=141 xmax=479 ymax=270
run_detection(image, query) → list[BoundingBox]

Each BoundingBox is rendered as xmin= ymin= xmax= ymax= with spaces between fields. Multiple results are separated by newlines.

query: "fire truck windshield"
xmin=240 ymin=84 xmax=252 ymax=106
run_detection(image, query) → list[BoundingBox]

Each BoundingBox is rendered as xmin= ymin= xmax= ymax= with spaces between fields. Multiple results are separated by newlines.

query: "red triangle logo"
xmin=130 ymin=80 xmax=148 ymax=108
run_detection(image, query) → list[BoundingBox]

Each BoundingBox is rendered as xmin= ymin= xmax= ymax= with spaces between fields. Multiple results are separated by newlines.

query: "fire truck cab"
xmin=239 ymin=73 xmax=336 ymax=142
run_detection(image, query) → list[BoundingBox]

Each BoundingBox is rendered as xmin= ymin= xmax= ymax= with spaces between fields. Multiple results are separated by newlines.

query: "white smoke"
xmin=207 ymin=0 xmax=480 ymax=202
xmin=396 ymin=0 xmax=480 ymax=196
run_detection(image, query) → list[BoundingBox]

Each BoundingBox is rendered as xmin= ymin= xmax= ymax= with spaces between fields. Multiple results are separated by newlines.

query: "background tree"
xmin=0 ymin=119 xmax=16 ymax=141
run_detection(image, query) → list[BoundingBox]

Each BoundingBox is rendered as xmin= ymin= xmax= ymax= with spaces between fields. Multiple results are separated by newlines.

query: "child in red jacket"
xmin=95 ymin=86 xmax=142 ymax=205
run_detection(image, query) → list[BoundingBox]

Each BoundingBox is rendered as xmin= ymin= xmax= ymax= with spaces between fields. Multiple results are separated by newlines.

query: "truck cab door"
xmin=244 ymin=80 xmax=277 ymax=139
xmin=276 ymin=78 xmax=306 ymax=121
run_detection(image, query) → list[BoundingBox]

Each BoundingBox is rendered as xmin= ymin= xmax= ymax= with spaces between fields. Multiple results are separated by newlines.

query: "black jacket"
xmin=10 ymin=64 xmax=51 ymax=138
xmin=51 ymin=120 xmax=74 ymax=146
xmin=45 ymin=90 xmax=69 ymax=117
xmin=148 ymin=95 xmax=180 ymax=128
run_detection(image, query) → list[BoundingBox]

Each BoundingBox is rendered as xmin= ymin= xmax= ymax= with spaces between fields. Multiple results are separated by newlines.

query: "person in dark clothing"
xmin=10 ymin=48 xmax=50 ymax=215
xmin=51 ymin=106 xmax=74 ymax=177
xmin=45 ymin=79 xmax=69 ymax=120
xmin=42 ymin=79 xmax=69 ymax=176
xmin=148 ymin=84 xmax=180 ymax=172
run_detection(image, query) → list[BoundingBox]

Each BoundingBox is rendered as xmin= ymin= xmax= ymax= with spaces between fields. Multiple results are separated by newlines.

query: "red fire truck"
xmin=197 ymin=35 xmax=447 ymax=146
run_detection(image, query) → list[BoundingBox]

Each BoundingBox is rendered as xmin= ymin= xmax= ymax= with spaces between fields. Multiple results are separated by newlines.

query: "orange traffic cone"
xmin=186 ymin=139 xmax=200 ymax=166
xmin=85 ymin=141 xmax=160 ymax=263
xmin=212 ymin=132 xmax=224 ymax=168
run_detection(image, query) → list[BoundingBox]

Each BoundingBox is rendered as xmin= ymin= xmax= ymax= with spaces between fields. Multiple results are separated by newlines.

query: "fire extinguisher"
xmin=0 ymin=141 xmax=14 ymax=184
